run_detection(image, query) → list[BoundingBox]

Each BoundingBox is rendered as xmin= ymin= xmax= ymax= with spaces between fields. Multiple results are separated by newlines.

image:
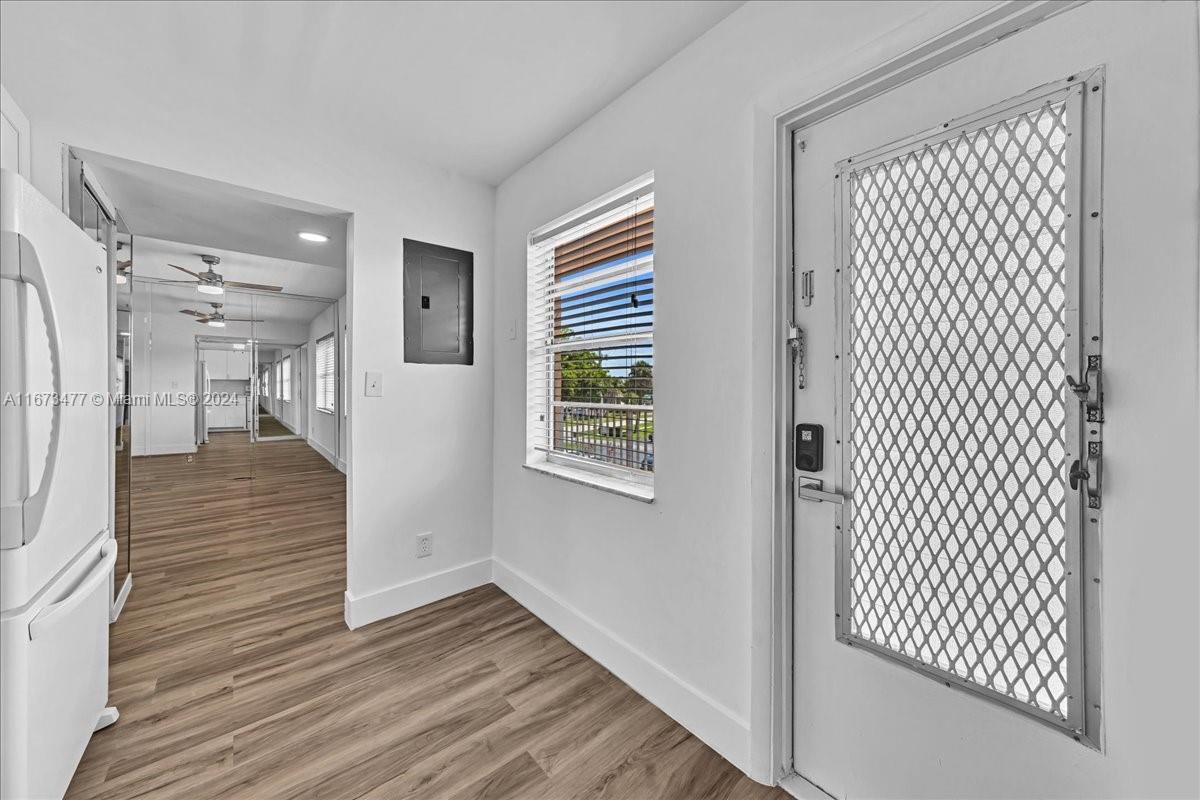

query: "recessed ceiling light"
xmin=298 ymin=231 xmax=329 ymax=243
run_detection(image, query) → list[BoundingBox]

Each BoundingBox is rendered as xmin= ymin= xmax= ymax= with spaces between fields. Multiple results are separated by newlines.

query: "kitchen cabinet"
xmin=205 ymin=350 xmax=251 ymax=380
xmin=227 ymin=350 xmax=251 ymax=379
xmin=207 ymin=395 xmax=247 ymax=430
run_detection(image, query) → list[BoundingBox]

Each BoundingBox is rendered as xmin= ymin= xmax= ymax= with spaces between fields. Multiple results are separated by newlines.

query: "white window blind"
xmin=316 ymin=333 xmax=335 ymax=414
xmin=281 ymin=355 xmax=292 ymax=402
xmin=526 ymin=174 xmax=655 ymax=482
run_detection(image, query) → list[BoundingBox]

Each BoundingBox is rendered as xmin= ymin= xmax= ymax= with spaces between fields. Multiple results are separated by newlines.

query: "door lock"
xmin=1069 ymin=442 xmax=1103 ymax=509
xmin=1068 ymin=459 xmax=1088 ymax=490
xmin=788 ymin=325 xmax=807 ymax=390
xmin=1065 ymin=355 xmax=1103 ymax=422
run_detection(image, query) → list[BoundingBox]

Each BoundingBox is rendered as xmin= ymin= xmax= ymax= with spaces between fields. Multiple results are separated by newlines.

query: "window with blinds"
xmin=526 ymin=174 xmax=654 ymax=485
xmin=316 ymin=333 xmax=336 ymax=414
xmin=273 ymin=361 xmax=282 ymax=400
xmin=281 ymin=356 xmax=292 ymax=402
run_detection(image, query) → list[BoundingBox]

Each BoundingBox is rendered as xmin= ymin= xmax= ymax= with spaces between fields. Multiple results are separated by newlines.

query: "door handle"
xmin=28 ymin=539 xmax=116 ymax=640
xmin=0 ymin=230 xmax=65 ymax=550
xmin=797 ymin=478 xmax=845 ymax=504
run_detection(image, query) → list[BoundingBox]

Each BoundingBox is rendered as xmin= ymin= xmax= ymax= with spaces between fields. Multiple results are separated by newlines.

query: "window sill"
xmin=523 ymin=461 xmax=655 ymax=503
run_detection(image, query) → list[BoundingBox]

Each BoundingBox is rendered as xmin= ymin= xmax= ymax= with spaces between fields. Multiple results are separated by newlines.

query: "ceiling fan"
xmin=179 ymin=302 xmax=254 ymax=328
xmin=169 ymin=254 xmax=282 ymax=295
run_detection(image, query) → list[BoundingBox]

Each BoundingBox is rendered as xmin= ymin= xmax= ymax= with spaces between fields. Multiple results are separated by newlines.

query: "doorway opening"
xmin=66 ymin=146 xmax=352 ymax=628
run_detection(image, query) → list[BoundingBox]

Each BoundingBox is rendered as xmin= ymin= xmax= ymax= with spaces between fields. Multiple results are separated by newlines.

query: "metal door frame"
xmin=762 ymin=2 xmax=1092 ymax=793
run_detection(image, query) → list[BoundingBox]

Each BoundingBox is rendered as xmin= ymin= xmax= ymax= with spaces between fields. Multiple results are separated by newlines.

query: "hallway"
xmin=68 ymin=434 xmax=781 ymax=799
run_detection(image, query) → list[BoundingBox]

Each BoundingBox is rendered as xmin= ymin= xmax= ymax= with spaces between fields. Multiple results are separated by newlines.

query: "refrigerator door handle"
xmin=28 ymin=539 xmax=116 ymax=641
xmin=0 ymin=231 xmax=64 ymax=549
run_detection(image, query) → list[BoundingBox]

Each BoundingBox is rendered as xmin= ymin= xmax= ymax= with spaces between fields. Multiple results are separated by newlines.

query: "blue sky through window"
xmin=556 ymin=249 xmax=654 ymax=378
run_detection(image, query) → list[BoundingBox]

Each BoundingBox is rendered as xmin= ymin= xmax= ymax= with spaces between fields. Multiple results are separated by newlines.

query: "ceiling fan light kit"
xmin=180 ymin=302 xmax=254 ymax=328
xmin=168 ymin=254 xmax=284 ymax=296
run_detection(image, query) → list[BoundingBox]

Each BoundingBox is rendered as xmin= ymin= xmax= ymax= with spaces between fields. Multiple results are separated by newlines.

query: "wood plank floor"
xmin=69 ymin=433 xmax=785 ymax=800
xmin=256 ymin=413 xmax=293 ymax=438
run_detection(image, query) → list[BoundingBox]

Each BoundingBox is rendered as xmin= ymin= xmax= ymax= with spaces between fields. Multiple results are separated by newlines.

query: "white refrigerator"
xmin=1 ymin=168 xmax=117 ymax=800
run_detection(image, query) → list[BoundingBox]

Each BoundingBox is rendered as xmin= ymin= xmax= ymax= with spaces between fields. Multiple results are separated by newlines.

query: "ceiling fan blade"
xmin=117 ymin=260 xmax=132 ymax=270
xmin=195 ymin=318 xmax=214 ymax=325
xmin=225 ymin=280 xmax=283 ymax=292
xmin=179 ymin=309 xmax=208 ymax=317
xmin=168 ymin=263 xmax=201 ymax=278
xmin=224 ymin=317 xmax=256 ymax=322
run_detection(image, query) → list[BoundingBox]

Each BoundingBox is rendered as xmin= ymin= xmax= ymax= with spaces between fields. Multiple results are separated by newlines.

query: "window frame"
xmin=525 ymin=173 xmax=656 ymax=501
xmin=315 ymin=333 xmax=336 ymax=415
xmin=281 ymin=355 xmax=292 ymax=403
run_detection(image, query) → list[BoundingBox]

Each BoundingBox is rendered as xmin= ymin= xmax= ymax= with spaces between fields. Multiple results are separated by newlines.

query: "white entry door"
xmin=789 ymin=3 xmax=1197 ymax=798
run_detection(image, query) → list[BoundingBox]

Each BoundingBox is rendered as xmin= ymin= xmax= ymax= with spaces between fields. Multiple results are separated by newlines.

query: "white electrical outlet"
xmin=416 ymin=532 xmax=433 ymax=558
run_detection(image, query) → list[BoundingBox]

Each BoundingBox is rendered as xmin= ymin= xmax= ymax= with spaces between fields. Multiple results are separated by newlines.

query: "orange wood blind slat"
xmin=554 ymin=208 xmax=653 ymax=278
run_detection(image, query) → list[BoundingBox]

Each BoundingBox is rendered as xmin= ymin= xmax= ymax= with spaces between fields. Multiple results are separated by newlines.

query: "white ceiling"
xmin=0 ymin=1 xmax=743 ymax=186
xmin=83 ymin=149 xmax=349 ymax=269
xmin=134 ymin=236 xmax=342 ymax=327
xmin=135 ymin=237 xmax=345 ymax=298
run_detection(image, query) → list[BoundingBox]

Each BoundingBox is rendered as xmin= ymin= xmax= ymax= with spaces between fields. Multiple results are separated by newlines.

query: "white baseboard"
xmin=343 ymin=558 xmax=492 ymax=630
xmin=307 ymin=436 xmax=338 ymax=466
xmin=779 ymin=772 xmax=836 ymax=800
xmin=306 ymin=438 xmax=347 ymax=474
xmin=491 ymin=557 xmax=751 ymax=775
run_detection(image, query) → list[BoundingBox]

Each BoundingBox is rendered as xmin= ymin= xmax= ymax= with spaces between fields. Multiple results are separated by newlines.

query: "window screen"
xmin=527 ymin=175 xmax=654 ymax=480
xmin=835 ymin=86 xmax=1095 ymax=730
xmin=316 ymin=334 xmax=335 ymax=414
xmin=281 ymin=356 xmax=292 ymax=402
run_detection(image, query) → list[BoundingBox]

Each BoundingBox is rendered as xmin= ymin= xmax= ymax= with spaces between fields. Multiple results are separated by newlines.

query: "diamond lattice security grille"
xmin=845 ymin=100 xmax=1071 ymax=719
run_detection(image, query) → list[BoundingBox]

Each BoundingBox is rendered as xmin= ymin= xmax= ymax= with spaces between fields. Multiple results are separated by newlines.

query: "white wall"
xmin=2 ymin=2 xmax=496 ymax=615
xmin=492 ymin=0 xmax=1199 ymax=792
xmin=492 ymin=0 xmax=994 ymax=774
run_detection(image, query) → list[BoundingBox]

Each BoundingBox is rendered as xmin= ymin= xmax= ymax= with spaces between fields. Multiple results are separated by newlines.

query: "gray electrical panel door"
xmin=403 ymin=239 xmax=473 ymax=365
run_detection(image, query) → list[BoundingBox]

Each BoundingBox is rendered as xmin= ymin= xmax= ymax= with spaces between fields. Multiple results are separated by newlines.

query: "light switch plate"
xmin=365 ymin=371 xmax=383 ymax=397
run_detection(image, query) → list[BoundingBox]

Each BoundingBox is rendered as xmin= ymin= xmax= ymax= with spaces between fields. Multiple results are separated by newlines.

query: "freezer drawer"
xmin=1 ymin=537 xmax=114 ymax=800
